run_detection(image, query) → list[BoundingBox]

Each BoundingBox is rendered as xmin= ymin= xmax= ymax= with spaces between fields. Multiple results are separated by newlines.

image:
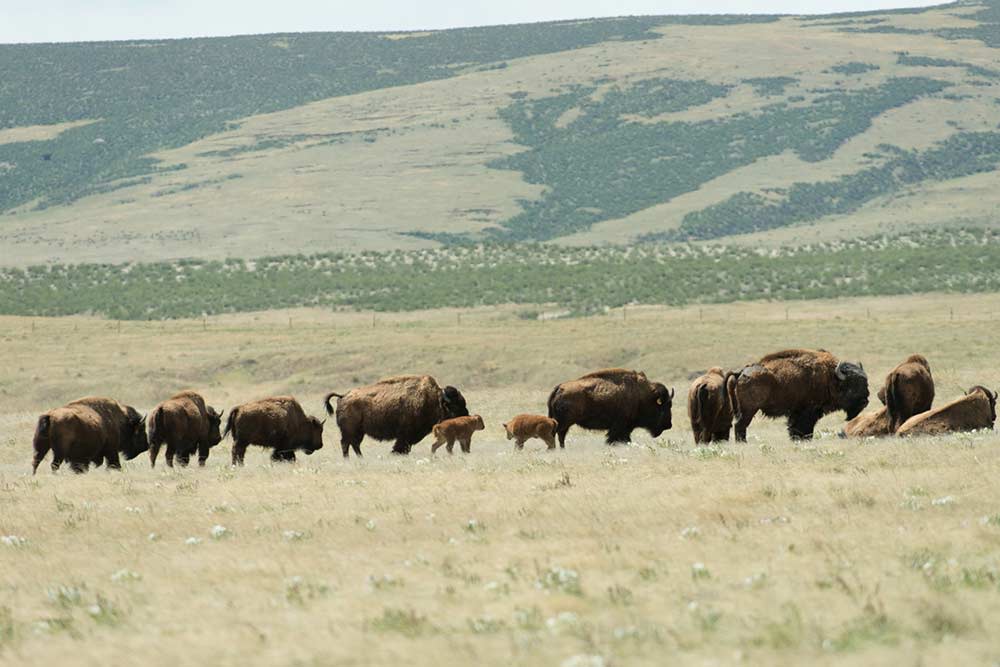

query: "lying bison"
xmin=726 ymin=349 xmax=869 ymax=441
xmin=879 ymin=354 xmax=934 ymax=432
xmin=148 ymin=390 xmax=223 ymax=468
xmin=224 ymin=396 xmax=324 ymax=465
xmin=547 ymin=368 xmax=674 ymax=446
xmin=32 ymin=396 xmax=147 ymax=474
xmin=841 ymin=405 xmax=892 ymax=438
xmin=324 ymin=375 xmax=468 ymax=457
xmin=688 ymin=367 xmax=733 ymax=443
xmin=896 ymin=386 xmax=997 ymax=436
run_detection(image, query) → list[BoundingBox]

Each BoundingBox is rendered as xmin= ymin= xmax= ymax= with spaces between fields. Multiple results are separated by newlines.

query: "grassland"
xmin=5 ymin=3 xmax=1000 ymax=263
xmin=1 ymin=294 xmax=999 ymax=665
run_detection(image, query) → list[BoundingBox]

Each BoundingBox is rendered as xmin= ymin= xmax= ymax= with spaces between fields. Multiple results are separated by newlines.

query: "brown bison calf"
xmin=325 ymin=375 xmax=469 ymax=457
xmin=727 ymin=349 xmax=869 ymax=441
xmin=224 ymin=396 xmax=324 ymax=465
xmin=431 ymin=415 xmax=485 ymax=454
xmin=32 ymin=396 xmax=147 ymax=474
xmin=688 ymin=368 xmax=733 ymax=443
xmin=878 ymin=354 xmax=934 ymax=432
xmin=548 ymin=368 xmax=674 ymax=446
xmin=841 ymin=406 xmax=893 ymax=438
xmin=503 ymin=414 xmax=558 ymax=450
xmin=148 ymin=390 xmax=223 ymax=468
xmin=896 ymin=386 xmax=997 ymax=437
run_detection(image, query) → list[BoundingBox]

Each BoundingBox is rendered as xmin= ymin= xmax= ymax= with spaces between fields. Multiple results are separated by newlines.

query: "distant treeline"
xmin=2 ymin=229 xmax=998 ymax=320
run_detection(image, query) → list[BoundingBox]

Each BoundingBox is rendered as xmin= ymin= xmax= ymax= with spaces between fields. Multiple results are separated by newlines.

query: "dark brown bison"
xmin=148 ymin=390 xmax=223 ymax=468
xmin=841 ymin=405 xmax=892 ymax=438
xmin=896 ymin=386 xmax=997 ymax=436
xmin=687 ymin=367 xmax=733 ymax=443
xmin=878 ymin=354 xmax=934 ymax=432
xmin=32 ymin=396 xmax=147 ymax=474
xmin=726 ymin=349 xmax=869 ymax=441
xmin=503 ymin=414 xmax=558 ymax=450
xmin=223 ymin=396 xmax=324 ymax=465
xmin=431 ymin=415 xmax=485 ymax=454
xmin=547 ymin=368 xmax=674 ymax=446
xmin=324 ymin=375 xmax=469 ymax=457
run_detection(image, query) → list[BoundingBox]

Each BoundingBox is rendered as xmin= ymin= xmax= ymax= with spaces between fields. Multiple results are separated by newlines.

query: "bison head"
xmin=835 ymin=361 xmax=869 ymax=420
xmin=121 ymin=407 xmax=149 ymax=460
xmin=206 ymin=406 xmax=224 ymax=448
xmin=471 ymin=415 xmax=486 ymax=431
xmin=641 ymin=383 xmax=674 ymax=437
xmin=967 ymin=386 xmax=998 ymax=426
xmin=304 ymin=417 xmax=325 ymax=454
xmin=441 ymin=386 xmax=469 ymax=419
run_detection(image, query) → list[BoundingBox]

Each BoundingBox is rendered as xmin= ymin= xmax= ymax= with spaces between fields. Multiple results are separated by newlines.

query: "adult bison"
xmin=878 ymin=354 xmax=934 ymax=432
xmin=148 ymin=390 xmax=223 ymax=468
xmin=32 ymin=396 xmax=147 ymax=474
xmin=224 ymin=396 xmax=324 ymax=465
xmin=324 ymin=375 xmax=469 ymax=457
xmin=687 ymin=367 xmax=732 ymax=443
xmin=726 ymin=349 xmax=869 ymax=441
xmin=547 ymin=368 xmax=674 ymax=446
xmin=896 ymin=386 xmax=997 ymax=436
xmin=841 ymin=405 xmax=892 ymax=438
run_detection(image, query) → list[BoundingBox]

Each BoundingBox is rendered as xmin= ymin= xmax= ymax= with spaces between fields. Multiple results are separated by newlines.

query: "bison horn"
xmin=835 ymin=363 xmax=848 ymax=380
xmin=669 ymin=387 xmax=675 ymax=399
xmin=321 ymin=418 xmax=327 ymax=426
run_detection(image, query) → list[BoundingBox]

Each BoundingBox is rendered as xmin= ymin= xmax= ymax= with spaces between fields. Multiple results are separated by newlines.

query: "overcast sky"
xmin=3 ymin=1 xmax=941 ymax=44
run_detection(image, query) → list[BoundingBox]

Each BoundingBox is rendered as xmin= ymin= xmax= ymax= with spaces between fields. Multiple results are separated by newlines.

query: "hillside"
xmin=3 ymin=2 xmax=1000 ymax=268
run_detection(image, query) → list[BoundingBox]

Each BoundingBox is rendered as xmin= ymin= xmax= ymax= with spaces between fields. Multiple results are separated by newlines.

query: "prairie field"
xmin=1 ymin=293 xmax=1000 ymax=666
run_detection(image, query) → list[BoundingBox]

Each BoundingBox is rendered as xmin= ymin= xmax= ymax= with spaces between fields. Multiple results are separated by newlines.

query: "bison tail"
xmin=886 ymin=373 xmax=901 ymax=431
xmin=725 ymin=371 xmax=741 ymax=423
xmin=546 ymin=386 xmax=561 ymax=420
xmin=32 ymin=414 xmax=52 ymax=473
xmin=147 ymin=407 xmax=164 ymax=446
xmin=693 ymin=384 xmax=708 ymax=427
xmin=323 ymin=392 xmax=343 ymax=416
xmin=223 ymin=408 xmax=238 ymax=440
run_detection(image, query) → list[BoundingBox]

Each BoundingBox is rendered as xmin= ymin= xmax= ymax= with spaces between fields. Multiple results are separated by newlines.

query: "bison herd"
xmin=29 ymin=350 xmax=998 ymax=474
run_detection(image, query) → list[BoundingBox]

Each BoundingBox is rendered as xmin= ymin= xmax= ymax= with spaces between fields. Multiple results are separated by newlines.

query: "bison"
xmin=431 ymin=415 xmax=485 ymax=454
xmin=32 ymin=396 xmax=147 ymax=474
xmin=687 ymin=367 xmax=733 ymax=443
xmin=896 ymin=386 xmax=997 ymax=437
xmin=148 ymin=390 xmax=223 ymax=468
xmin=503 ymin=414 xmax=558 ymax=450
xmin=324 ymin=375 xmax=469 ymax=457
xmin=878 ymin=354 xmax=934 ymax=432
xmin=841 ymin=405 xmax=893 ymax=438
xmin=726 ymin=349 xmax=869 ymax=441
xmin=547 ymin=368 xmax=674 ymax=446
xmin=223 ymin=396 xmax=324 ymax=465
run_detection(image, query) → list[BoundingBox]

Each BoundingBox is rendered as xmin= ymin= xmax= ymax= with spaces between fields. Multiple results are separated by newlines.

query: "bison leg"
xmin=460 ymin=438 xmax=471 ymax=454
xmin=712 ymin=428 xmax=731 ymax=443
xmin=271 ymin=449 xmax=296 ymax=463
xmin=556 ymin=424 xmax=570 ymax=449
xmin=605 ymin=428 xmax=632 ymax=445
xmin=105 ymin=450 xmax=122 ymax=471
xmin=391 ymin=438 xmax=411 ymax=455
xmin=51 ymin=453 xmax=64 ymax=472
xmin=515 ymin=437 xmax=526 ymax=451
xmin=176 ymin=451 xmax=191 ymax=467
xmin=198 ymin=442 xmax=211 ymax=467
xmin=232 ymin=441 xmax=248 ymax=466
xmin=70 ymin=458 xmax=89 ymax=474
xmin=149 ymin=440 xmax=162 ymax=468
xmin=787 ymin=408 xmax=822 ymax=440
xmin=32 ymin=442 xmax=50 ymax=475
xmin=445 ymin=437 xmax=455 ymax=454
xmin=734 ymin=410 xmax=755 ymax=443
xmin=165 ymin=443 xmax=176 ymax=468
xmin=430 ymin=435 xmax=446 ymax=455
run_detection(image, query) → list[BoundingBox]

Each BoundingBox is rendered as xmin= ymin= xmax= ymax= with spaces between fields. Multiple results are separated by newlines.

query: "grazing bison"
xmin=224 ymin=396 xmax=324 ymax=465
xmin=878 ymin=354 xmax=934 ymax=432
xmin=687 ymin=367 xmax=733 ymax=443
xmin=841 ymin=406 xmax=893 ymax=438
xmin=503 ymin=414 xmax=558 ymax=450
xmin=726 ymin=349 xmax=869 ymax=441
xmin=431 ymin=415 xmax=485 ymax=454
xmin=32 ymin=396 xmax=147 ymax=474
xmin=547 ymin=368 xmax=674 ymax=446
xmin=148 ymin=390 xmax=223 ymax=468
xmin=324 ymin=375 xmax=469 ymax=457
xmin=896 ymin=386 xmax=997 ymax=437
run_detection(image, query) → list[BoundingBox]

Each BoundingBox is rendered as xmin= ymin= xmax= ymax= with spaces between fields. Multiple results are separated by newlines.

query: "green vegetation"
xmin=828 ymin=62 xmax=880 ymax=75
xmin=0 ymin=14 xmax=778 ymax=213
xmin=896 ymin=52 xmax=1000 ymax=79
xmin=2 ymin=229 xmax=999 ymax=319
xmin=487 ymin=76 xmax=949 ymax=241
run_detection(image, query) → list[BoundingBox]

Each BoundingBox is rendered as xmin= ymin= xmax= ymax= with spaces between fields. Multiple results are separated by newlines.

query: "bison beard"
xmin=547 ymin=368 xmax=674 ymax=446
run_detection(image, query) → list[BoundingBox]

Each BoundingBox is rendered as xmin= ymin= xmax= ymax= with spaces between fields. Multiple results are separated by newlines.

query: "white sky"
xmin=2 ymin=1 xmax=944 ymax=44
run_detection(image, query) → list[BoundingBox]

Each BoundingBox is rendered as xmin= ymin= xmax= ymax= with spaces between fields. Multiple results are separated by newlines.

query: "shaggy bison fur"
xmin=32 ymin=396 xmax=147 ymax=474
xmin=878 ymin=354 xmax=934 ymax=432
xmin=841 ymin=405 xmax=893 ymax=438
xmin=726 ymin=349 xmax=869 ymax=441
xmin=148 ymin=390 xmax=223 ymax=468
xmin=896 ymin=386 xmax=997 ymax=436
xmin=687 ymin=367 xmax=733 ymax=444
xmin=324 ymin=375 xmax=468 ymax=457
xmin=223 ymin=396 xmax=324 ymax=465
xmin=547 ymin=368 xmax=674 ymax=446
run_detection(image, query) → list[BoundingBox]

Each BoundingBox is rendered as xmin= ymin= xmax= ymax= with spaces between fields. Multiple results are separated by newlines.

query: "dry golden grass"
xmin=1 ymin=293 xmax=999 ymax=665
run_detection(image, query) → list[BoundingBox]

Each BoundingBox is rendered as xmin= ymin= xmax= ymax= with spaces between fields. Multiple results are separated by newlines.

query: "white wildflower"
xmin=185 ymin=537 xmax=202 ymax=546
xmin=210 ymin=525 xmax=229 ymax=539
xmin=1 ymin=535 xmax=26 ymax=547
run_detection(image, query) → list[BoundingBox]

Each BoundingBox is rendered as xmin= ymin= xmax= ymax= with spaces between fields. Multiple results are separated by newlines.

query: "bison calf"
xmin=688 ymin=367 xmax=732 ymax=443
xmin=896 ymin=386 xmax=997 ymax=437
xmin=224 ymin=396 xmax=324 ymax=465
xmin=841 ymin=406 xmax=893 ymax=438
xmin=431 ymin=415 xmax=485 ymax=454
xmin=148 ymin=390 xmax=223 ymax=468
xmin=503 ymin=414 xmax=558 ymax=450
